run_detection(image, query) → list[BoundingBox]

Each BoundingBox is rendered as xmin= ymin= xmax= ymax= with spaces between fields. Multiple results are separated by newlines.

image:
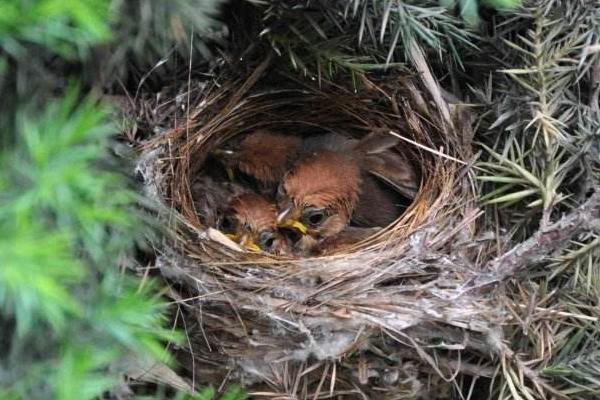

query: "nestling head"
xmin=221 ymin=193 xmax=290 ymax=255
xmin=276 ymin=151 xmax=362 ymax=252
xmin=216 ymin=129 xmax=302 ymax=185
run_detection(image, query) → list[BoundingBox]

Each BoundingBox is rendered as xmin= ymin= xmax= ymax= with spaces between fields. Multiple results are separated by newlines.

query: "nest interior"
xmin=137 ymin=58 xmax=506 ymax=398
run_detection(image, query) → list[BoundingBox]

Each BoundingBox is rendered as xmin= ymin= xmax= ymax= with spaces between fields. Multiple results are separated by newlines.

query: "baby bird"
xmin=311 ymin=227 xmax=381 ymax=256
xmin=216 ymin=129 xmax=303 ymax=191
xmin=220 ymin=193 xmax=290 ymax=255
xmin=276 ymin=133 xmax=419 ymax=254
xmin=276 ymin=151 xmax=362 ymax=253
xmin=215 ymin=129 xmax=418 ymax=194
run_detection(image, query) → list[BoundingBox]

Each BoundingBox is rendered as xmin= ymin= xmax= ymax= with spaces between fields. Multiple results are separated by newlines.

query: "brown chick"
xmin=311 ymin=227 xmax=381 ymax=256
xmin=216 ymin=129 xmax=303 ymax=191
xmin=220 ymin=193 xmax=291 ymax=255
xmin=275 ymin=150 xmax=362 ymax=253
xmin=276 ymin=133 xmax=420 ymax=254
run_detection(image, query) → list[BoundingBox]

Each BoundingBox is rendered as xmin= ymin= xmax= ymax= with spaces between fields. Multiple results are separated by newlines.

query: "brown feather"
xmin=231 ymin=129 xmax=302 ymax=184
xmin=351 ymin=172 xmax=405 ymax=227
xmin=352 ymin=130 xmax=400 ymax=154
xmin=361 ymin=151 xmax=420 ymax=199
xmin=279 ymin=132 xmax=421 ymax=254
xmin=353 ymin=132 xmax=420 ymax=199
xmin=226 ymin=193 xmax=291 ymax=255
xmin=228 ymin=193 xmax=278 ymax=233
xmin=312 ymin=227 xmax=381 ymax=255
xmin=283 ymin=151 xmax=361 ymax=220
xmin=224 ymin=130 xmax=419 ymax=200
xmin=300 ymin=132 xmax=355 ymax=154
xmin=301 ymin=131 xmax=419 ymax=200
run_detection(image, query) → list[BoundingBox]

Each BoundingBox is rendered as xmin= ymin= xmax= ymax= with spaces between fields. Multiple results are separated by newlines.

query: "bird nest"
xmin=137 ymin=58 xmax=501 ymax=399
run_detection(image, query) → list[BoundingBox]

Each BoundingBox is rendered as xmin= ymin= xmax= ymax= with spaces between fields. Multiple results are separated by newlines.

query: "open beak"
xmin=225 ymin=233 xmax=238 ymax=241
xmin=277 ymin=205 xmax=308 ymax=235
xmin=279 ymin=219 xmax=308 ymax=235
xmin=225 ymin=233 xmax=260 ymax=252
xmin=239 ymin=234 xmax=261 ymax=253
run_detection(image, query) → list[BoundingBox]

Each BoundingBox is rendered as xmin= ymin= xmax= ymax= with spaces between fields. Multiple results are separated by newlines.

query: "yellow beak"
xmin=243 ymin=242 xmax=261 ymax=253
xmin=279 ymin=219 xmax=308 ymax=235
xmin=239 ymin=234 xmax=261 ymax=253
xmin=225 ymin=233 xmax=238 ymax=241
xmin=225 ymin=233 xmax=261 ymax=253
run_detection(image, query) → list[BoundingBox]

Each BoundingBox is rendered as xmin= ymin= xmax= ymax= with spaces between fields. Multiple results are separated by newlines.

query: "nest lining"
xmin=138 ymin=60 xmax=502 ymax=398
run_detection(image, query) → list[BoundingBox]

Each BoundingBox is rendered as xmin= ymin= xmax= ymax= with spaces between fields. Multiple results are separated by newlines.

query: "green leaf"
xmin=439 ymin=0 xmax=456 ymax=7
xmin=220 ymin=386 xmax=248 ymax=400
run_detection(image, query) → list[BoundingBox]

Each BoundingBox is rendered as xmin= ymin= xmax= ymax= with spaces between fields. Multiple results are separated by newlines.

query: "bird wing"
xmin=300 ymin=132 xmax=356 ymax=154
xmin=362 ymin=151 xmax=420 ymax=199
xmin=352 ymin=131 xmax=400 ymax=154
xmin=351 ymin=173 xmax=407 ymax=227
xmin=352 ymin=131 xmax=420 ymax=199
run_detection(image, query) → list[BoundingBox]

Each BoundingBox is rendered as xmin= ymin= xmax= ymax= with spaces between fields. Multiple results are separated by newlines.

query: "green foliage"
xmin=474 ymin=0 xmax=598 ymax=234
xmin=0 ymin=0 xmax=111 ymax=58
xmin=0 ymin=0 xmax=114 ymax=137
xmin=137 ymin=386 xmax=247 ymax=400
xmin=350 ymin=0 xmax=477 ymax=64
xmin=251 ymin=0 xmax=475 ymax=81
xmin=466 ymin=1 xmax=600 ymax=398
xmin=0 ymin=0 xmax=226 ymax=134
xmin=8 ymin=87 xmax=139 ymax=262
xmin=219 ymin=386 xmax=248 ymax=400
xmin=108 ymin=0 xmax=226 ymax=68
xmin=251 ymin=0 xmax=523 ymax=79
xmin=484 ymin=0 xmax=521 ymax=8
xmin=174 ymin=386 xmax=247 ymax=400
xmin=54 ymin=346 xmax=116 ymax=400
xmin=444 ymin=0 xmax=522 ymax=27
xmin=0 ymin=0 xmax=225 ymax=65
xmin=0 ymin=90 xmax=179 ymax=399
xmin=0 ymin=228 xmax=83 ymax=336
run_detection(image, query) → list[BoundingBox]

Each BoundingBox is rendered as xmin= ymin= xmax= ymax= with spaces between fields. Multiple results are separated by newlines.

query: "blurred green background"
xmin=0 ymin=1 xmax=226 ymax=398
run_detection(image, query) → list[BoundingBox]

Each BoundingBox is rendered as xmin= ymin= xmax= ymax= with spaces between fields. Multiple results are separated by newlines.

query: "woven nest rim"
xmin=148 ymin=60 xmax=474 ymax=266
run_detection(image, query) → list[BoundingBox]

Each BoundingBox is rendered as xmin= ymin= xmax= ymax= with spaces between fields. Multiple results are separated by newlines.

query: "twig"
xmin=388 ymin=130 xmax=467 ymax=165
xmin=470 ymin=190 xmax=600 ymax=289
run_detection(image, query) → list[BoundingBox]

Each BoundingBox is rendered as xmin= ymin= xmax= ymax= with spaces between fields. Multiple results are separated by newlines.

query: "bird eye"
xmin=258 ymin=231 xmax=276 ymax=250
xmin=303 ymin=208 xmax=327 ymax=227
xmin=220 ymin=215 xmax=237 ymax=233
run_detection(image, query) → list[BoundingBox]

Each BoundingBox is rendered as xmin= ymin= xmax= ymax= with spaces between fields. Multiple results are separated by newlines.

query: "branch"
xmin=469 ymin=190 xmax=600 ymax=289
